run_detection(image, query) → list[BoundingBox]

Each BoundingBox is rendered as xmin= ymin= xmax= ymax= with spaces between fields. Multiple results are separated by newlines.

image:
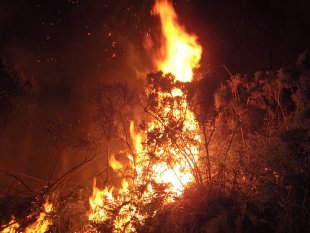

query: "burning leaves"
xmin=1 ymin=198 xmax=53 ymax=233
xmin=1 ymin=0 xmax=309 ymax=232
xmin=143 ymin=72 xmax=202 ymax=192
xmin=1 ymin=217 xmax=19 ymax=233
xmin=87 ymin=73 xmax=202 ymax=230
xmin=3 ymin=0 xmax=204 ymax=232
xmin=25 ymin=200 xmax=53 ymax=233
xmin=88 ymin=0 xmax=203 ymax=231
xmin=88 ymin=121 xmax=170 ymax=232
xmin=88 ymin=177 xmax=148 ymax=232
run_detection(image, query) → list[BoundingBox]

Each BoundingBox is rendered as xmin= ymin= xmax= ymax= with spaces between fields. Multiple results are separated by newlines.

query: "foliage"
xmin=137 ymin=51 xmax=310 ymax=233
xmin=1 ymin=52 xmax=309 ymax=232
xmin=142 ymin=72 xmax=202 ymax=184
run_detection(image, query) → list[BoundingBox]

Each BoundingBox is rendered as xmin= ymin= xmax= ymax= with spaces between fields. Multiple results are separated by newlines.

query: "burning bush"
xmin=1 ymin=0 xmax=309 ymax=232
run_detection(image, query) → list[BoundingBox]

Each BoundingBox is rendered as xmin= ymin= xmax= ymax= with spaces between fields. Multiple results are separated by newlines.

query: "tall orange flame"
xmin=149 ymin=0 xmax=202 ymax=194
xmin=153 ymin=0 xmax=202 ymax=82
xmin=88 ymin=0 xmax=202 ymax=231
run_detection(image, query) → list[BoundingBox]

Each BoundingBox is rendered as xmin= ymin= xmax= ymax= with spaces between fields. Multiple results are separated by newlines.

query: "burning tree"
xmin=87 ymin=0 xmax=206 ymax=232
xmin=1 ymin=0 xmax=309 ymax=233
xmin=142 ymin=71 xmax=203 ymax=192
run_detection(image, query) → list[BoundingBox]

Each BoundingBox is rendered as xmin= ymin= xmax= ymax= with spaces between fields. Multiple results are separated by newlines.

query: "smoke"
xmin=0 ymin=0 xmax=155 ymax=188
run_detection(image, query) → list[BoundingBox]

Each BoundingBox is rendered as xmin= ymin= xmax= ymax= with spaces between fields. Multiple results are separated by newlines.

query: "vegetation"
xmin=0 ymin=51 xmax=309 ymax=232
xmin=138 ymin=50 xmax=310 ymax=233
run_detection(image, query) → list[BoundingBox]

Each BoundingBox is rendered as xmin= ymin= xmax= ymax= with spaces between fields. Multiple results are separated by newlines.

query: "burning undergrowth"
xmin=86 ymin=1 xmax=205 ymax=231
xmin=88 ymin=71 xmax=203 ymax=232
xmin=1 ymin=195 xmax=53 ymax=233
xmin=2 ymin=1 xmax=205 ymax=231
xmin=1 ymin=0 xmax=309 ymax=232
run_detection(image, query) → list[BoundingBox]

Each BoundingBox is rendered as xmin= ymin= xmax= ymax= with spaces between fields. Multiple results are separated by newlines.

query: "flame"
xmin=130 ymin=121 xmax=143 ymax=155
xmin=88 ymin=177 xmax=146 ymax=232
xmin=88 ymin=0 xmax=202 ymax=231
xmin=1 ymin=216 xmax=20 ymax=233
xmin=130 ymin=120 xmax=197 ymax=197
xmin=2 ymin=199 xmax=53 ymax=233
xmin=109 ymin=154 xmax=123 ymax=170
xmin=153 ymin=0 xmax=202 ymax=82
xmin=88 ymin=178 xmax=114 ymax=222
xmin=148 ymin=0 xmax=202 ymax=195
xmin=25 ymin=199 xmax=53 ymax=233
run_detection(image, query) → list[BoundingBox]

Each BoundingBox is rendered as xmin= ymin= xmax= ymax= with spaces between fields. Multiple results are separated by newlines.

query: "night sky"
xmin=0 ymin=0 xmax=309 ymax=180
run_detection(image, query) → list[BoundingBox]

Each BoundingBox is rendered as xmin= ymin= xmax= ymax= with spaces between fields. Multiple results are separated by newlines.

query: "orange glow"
xmin=153 ymin=0 xmax=202 ymax=82
xmin=25 ymin=199 xmax=53 ymax=233
xmin=88 ymin=177 xmax=146 ymax=232
xmin=1 ymin=199 xmax=52 ymax=233
xmin=1 ymin=216 xmax=20 ymax=233
xmin=88 ymin=0 xmax=202 ymax=231
xmin=88 ymin=178 xmax=114 ymax=222
xmin=109 ymin=154 xmax=123 ymax=170
xmin=144 ymin=87 xmax=201 ymax=196
xmin=149 ymin=0 xmax=202 ymax=195
xmin=129 ymin=120 xmax=196 ymax=196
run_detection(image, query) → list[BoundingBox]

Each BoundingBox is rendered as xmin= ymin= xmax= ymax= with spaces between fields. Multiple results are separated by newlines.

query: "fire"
xmin=25 ymin=199 xmax=53 ymax=233
xmin=88 ymin=177 xmax=146 ymax=232
xmin=109 ymin=154 xmax=123 ymax=170
xmin=88 ymin=0 xmax=202 ymax=231
xmin=88 ymin=124 xmax=153 ymax=231
xmin=1 ymin=216 xmax=20 ymax=233
xmin=88 ymin=178 xmax=115 ymax=222
xmin=144 ymin=81 xmax=201 ymax=197
xmin=2 ymin=1 xmax=203 ymax=232
xmin=129 ymin=119 xmax=197 ymax=196
xmin=153 ymin=0 xmax=202 ymax=82
xmin=1 ymin=199 xmax=53 ymax=233
xmin=148 ymin=0 xmax=202 ymax=194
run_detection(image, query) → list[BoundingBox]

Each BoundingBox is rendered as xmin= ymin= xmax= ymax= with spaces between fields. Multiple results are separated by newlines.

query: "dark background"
xmin=0 ymin=0 xmax=309 ymax=181
xmin=1 ymin=0 xmax=309 ymax=74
